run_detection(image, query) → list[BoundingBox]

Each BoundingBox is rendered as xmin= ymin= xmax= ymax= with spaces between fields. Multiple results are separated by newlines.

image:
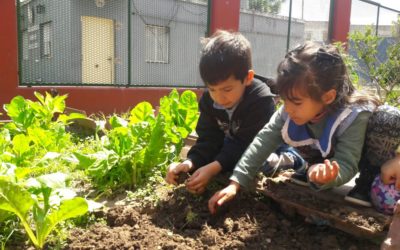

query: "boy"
xmin=165 ymin=30 xmax=276 ymax=193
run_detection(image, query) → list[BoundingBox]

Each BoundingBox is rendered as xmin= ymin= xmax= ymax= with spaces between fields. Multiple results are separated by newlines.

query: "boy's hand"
xmin=208 ymin=181 xmax=240 ymax=214
xmin=308 ymin=159 xmax=339 ymax=185
xmin=186 ymin=161 xmax=222 ymax=194
xmin=165 ymin=160 xmax=193 ymax=186
xmin=381 ymin=155 xmax=400 ymax=190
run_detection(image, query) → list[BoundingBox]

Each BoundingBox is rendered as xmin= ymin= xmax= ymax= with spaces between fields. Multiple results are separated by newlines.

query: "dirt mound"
xmin=65 ymin=182 xmax=380 ymax=250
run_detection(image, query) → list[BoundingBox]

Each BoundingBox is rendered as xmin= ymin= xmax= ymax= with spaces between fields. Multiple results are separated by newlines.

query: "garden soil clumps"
xmin=65 ymin=181 xmax=380 ymax=250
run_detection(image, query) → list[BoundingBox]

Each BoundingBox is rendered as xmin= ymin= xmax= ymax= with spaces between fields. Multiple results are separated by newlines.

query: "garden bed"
xmin=258 ymin=175 xmax=391 ymax=242
xmin=63 ymin=134 xmax=387 ymax=249
xmin=63 ymin=176 xmax=381 ymax=250
xmin=0 ymin=91 xmax=390 ymax=249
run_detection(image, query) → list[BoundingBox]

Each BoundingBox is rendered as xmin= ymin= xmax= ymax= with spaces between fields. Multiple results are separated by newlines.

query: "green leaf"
xmin=12 ymin=134 xmax=31 ymax=157
xmin=73 ymin=152 xmax=97 ymax=169
xmin=37 ymin=197 xmax=88 ymax=248
xmin=57 ymin=112 xmax=87 ymax=123
xmin=0 ymin=176 xmax=38 ymax=247
xmin=109 ymin=115 xmax=128 ymax=128
xmin=3 ymin=96 xmax=35 ymax=130
xmin=0 ymin=210 xmax=12 ymax=222
xmin=28 ymin=173 xmax=68 ymax=190
xmin=129 ymin=102 xmax=154 ymax=124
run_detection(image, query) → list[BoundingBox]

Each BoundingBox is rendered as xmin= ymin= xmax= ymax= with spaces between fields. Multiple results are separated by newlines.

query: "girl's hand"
xmin=208 ymin=181 xmax=240 ymax=214
xmin=308 ymin=159 xmax=340 ymax=185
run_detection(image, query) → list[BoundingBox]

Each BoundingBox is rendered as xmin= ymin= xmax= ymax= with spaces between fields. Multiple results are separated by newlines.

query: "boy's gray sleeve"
xmin=230 ymin=108 xmax=285 ymax=188
xmin=315 ymin=111 xmax=372 ymax=190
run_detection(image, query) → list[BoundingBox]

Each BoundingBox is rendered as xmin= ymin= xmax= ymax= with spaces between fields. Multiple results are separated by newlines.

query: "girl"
xmin=208 ymin=41 xmax=380 ymax=214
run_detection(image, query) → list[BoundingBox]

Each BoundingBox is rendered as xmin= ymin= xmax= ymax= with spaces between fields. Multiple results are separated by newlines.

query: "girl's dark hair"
xmin=199 ymin=30 xmax=252 ymax=85
xmin=276 ymin=41 xmax=380 ymax=111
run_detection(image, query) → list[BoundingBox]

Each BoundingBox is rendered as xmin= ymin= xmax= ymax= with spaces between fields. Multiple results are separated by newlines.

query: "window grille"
xmin=40 ymin=22 xmax=52 ymax=58
xmin=145 ymin=25 xmax=169 ymax=63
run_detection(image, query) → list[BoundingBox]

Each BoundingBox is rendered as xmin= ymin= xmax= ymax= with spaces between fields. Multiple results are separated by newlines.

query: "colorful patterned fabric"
xmin=355 ymin=105 xmax=400 ymax=200
xmin=371 ymin=175 xmax=400 ymax=215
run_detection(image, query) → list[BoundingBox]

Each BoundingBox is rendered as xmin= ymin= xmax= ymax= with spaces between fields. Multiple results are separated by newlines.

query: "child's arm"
xmin=213 ymin=96 xmax=276 ymax=172
xmin=208 ymin=181 xmax=240 ymax=214
xmin=314 ymin=111 xmax=372 ymax=189
xmin=229 ymin=108 xmax=285 ymax=188
xmin=380 ymin=146 xmax=400 ymax=190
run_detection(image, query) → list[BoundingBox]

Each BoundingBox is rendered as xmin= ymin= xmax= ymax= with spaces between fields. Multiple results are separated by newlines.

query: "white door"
xmin=81 ymin=16 xmax=114 ymax=84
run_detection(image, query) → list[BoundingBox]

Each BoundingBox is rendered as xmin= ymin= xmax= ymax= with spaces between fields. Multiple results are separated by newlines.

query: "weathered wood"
xmin=257 ymin=176 xmax=391 ymax=242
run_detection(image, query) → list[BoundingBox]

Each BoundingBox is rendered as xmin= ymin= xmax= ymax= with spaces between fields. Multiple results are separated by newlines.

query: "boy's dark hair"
xmin=276 ymin=41 xmax=380 ymax=111
xmin=199 ymin=30 xmax=252 ymax=85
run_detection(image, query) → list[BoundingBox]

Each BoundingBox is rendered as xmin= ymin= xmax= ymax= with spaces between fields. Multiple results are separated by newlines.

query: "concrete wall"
xmin=239 ymin=10 xmax=304 ymax=77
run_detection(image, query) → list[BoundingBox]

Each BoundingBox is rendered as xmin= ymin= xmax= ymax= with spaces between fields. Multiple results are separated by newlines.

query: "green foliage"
xmin=334 ymin=41 xmax=360 ymax=87
xmin=1 ymin=92 xmax=86 ymax=168
xmin=248 ymin=0 xmax=286 ymax=14
xmin=74 ymin=89 xmax=199 ymax=192
xmin=0 ymin=218 xmax=19 ymax=250
xmin=0 ymin=174 xmax=88 ymax=249
xmin=0 ymin=89 xmax=198 ymax=248
xmin=348 ymin=24 xmax=400 ymax=106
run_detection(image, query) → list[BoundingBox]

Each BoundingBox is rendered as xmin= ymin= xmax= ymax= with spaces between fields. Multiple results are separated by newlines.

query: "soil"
xmin=260 ymin=175 xmax=391 ymax=237
xmin=64 ymin=178 xmax=382 ymax=250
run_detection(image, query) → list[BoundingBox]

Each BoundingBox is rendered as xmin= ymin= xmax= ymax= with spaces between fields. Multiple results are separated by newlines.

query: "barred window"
xmin=145 ymin=25 xmax=169 ymax=63
xmin=23 ymin=32 xmax=29 ymax=60
xmin=40 ymin=22 xmax=52 ymax=58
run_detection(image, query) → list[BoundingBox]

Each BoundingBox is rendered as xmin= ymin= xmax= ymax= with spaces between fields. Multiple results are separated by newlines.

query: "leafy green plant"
xmin=0 ymin=218 xmax=19 ymax=250
xmin=248 ymin=0 xmax=286 ymax=14
xmin=334 ymin=41 xmax=360 ymax=87
xmin=0 ymin=173 xmax=88 ymax=249
xmin=348 ymin=24 xmax=400 ymax=106
xmin=73 ymin=90 xmax=199 ymax=192
xmin=1 ymin=92 xmax=85 ymax=168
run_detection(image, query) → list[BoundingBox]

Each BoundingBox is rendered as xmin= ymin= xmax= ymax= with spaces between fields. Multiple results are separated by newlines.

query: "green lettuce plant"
xmin=0 ymin=173 xmax=88 ymax=249
xmin=73 ymin=89 xmax=199 ymax=191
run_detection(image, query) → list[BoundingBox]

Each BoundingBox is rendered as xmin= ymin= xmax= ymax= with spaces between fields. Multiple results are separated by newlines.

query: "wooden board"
xmin=256 ymin=175 xmax=392 ymax=242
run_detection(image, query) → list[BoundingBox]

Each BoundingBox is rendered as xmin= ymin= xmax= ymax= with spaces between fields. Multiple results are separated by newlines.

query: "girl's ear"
xmin=322 ymin=89 xmax=337 ymax=105
xmin=244 ymin=70 xmax=254 ymax=86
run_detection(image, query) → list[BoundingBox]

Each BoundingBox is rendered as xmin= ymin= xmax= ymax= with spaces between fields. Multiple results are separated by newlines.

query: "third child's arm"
xmin=381 ymin=149 xmax=400 ymax=190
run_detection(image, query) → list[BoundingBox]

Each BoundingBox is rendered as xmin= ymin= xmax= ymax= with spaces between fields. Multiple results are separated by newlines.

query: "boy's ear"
xmin=244 ymin=70 xmax=254 ymax=86
xmin=322 ymin=89 xmax=337 ymax=105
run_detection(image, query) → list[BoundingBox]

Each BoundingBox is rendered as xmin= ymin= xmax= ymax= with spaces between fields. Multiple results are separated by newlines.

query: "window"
xmin=23 ymin=32 xmax=29 ymax=60
xmin=40 ymin=22 xmax=52 ymax=58
xmin=145 ymin=25 xmax=169 ymax=63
